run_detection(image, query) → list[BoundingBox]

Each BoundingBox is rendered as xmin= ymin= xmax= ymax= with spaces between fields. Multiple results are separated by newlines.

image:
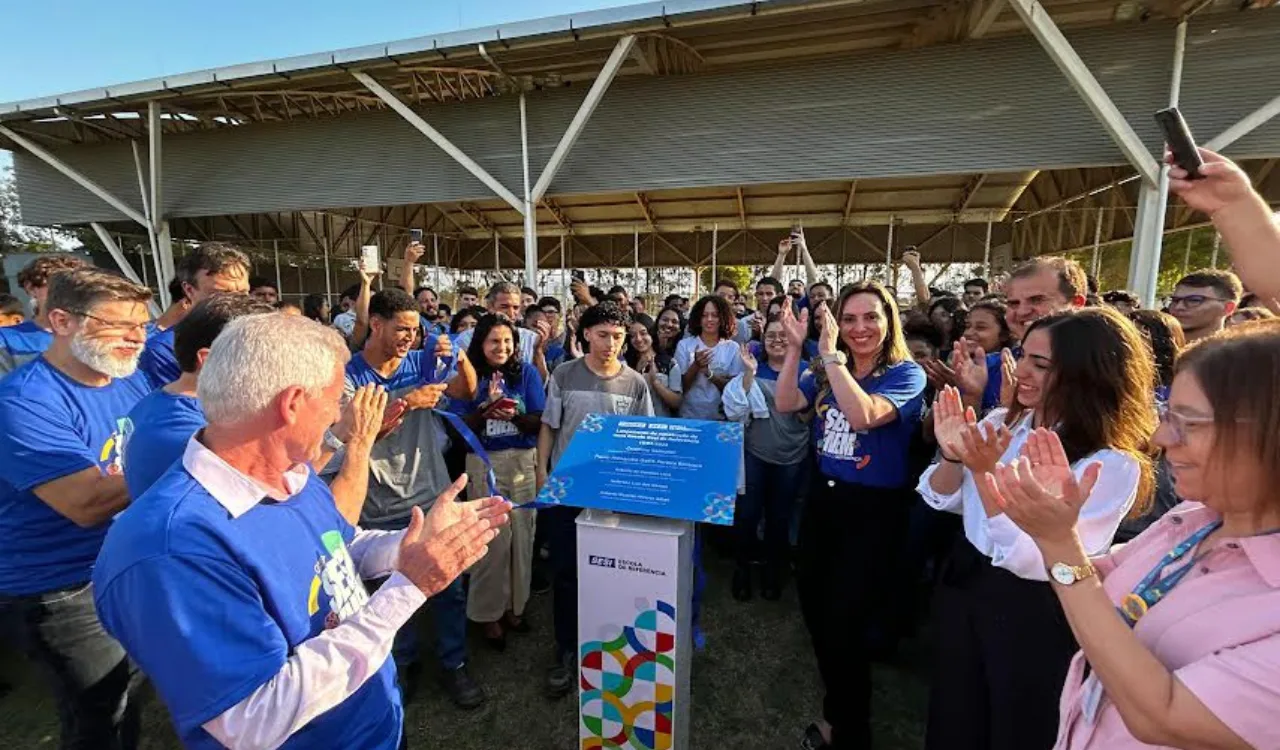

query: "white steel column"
xmin=352 ymin=71 xmax=524 ymax=214
xmin=1181 ymin=228 xmax=1194 ymax=275
xmin=530 ymin=36 xmax=636 ymax=203
xmin=321 ymin=231 xmax=333 ymax=303
xmin=633 ymin=228 xmax=639 ymax=288
xmin=1205 ymin=93 xmax=1280 ymax=151
xmin=711 ymin=224 xmax=719 ymax=285
xmin=560 ymin=234 xmax=567 ymax=304
xmin=1129 ymin=20 xmax=1187 ymax=308
xmin=520 ymin=93 xmax=538 ymax=287
xmin=130 ymin=139 xmax=167 ymax=303
xmin=433 ymin=234 xmax=441 ymax=291
xmin=982 ymin=220 xmax=993 ymax=278
xmin=885 ymin=220 xmax=895 ymax=286
xmin=148 ymin=102 xmax=175 ymax=286
xmin=89 ymin=223 xmax=145 ymax=286
xmin=273 ymin=240 xmax=283 ymax=295
xmin=1091 ymin=205 xmax=1105 ymax=278
xmin=1007 ymin=0 xmax=1157 ymax=185
xmin=1210 ymin=232 xmax=1220 ymax=268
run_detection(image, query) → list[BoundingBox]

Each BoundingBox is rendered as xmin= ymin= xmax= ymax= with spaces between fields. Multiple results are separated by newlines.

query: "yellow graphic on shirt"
xmin=98 ymin=418 xmax=130 ymax=477
xmin=308 ymin=531 xmax=369 ymax=629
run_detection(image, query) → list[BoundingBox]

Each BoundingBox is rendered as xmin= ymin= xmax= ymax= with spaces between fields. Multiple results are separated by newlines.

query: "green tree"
xmin=1064 ymin=227 xmax=1226 ymax=299
xmin=698 ymin=265 xmax=752 ymax=296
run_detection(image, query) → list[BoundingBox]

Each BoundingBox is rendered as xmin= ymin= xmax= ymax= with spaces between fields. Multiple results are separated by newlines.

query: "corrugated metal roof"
xmin=0 ymin=0 xmax=813 ymax=117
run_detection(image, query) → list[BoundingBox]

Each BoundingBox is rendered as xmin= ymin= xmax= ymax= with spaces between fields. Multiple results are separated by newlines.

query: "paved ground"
xmin=0 ymin=551 xmax=930 ymax=749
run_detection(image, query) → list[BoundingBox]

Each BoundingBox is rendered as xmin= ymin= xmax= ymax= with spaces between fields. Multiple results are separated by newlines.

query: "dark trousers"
xmin=366 ymin=576 xmax=468 ymax=671
xmin=544 ymin=504 xmax=582 ymax=657
xmin=925 ymin=538 xmax=1078 ymax=750
xmin=797 ymin=478 xmax=912 ymax=750
xmin=736 ymin=452 xmax=805 ymax=570
xmin=0 ymin=583 xmax=141 ymax=750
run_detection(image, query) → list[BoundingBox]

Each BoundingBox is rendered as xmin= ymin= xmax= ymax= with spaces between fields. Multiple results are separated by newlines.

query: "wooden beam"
xmin=953 ymin=173 xmax=988 ymax=212
xmin=968 ymin=0 xmax=1007 ymax=38
xmin=736 ymin=187 xmax=747 ymax=230
xmin=842 ymin=180 xmax=859 ymax=225
xmin=634 ymin=192 xmax=658 ymax=231
xmin=542 ymin=198 xmax=574 ymax=233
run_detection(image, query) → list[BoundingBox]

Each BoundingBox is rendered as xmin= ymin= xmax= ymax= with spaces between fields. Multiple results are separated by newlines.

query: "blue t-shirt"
xmin=122 ymin=389 xmax=206 ymax=499
xmin=0 ymin=320 xmax=53 ymax=377
xmin=980 ymin=347 xmax=1023 ymax=412
xmin=93 ymin=467 xmax=400 ymax=750
xmin=139 ymin=327 xmax=180 ymax=386
xmin=799 ymin=359 xmax=927 ymax=488
xmin=0 ymin=358 xmax=153 ymax=594
xmin=450 ymin=364 xmax=546 ymax=452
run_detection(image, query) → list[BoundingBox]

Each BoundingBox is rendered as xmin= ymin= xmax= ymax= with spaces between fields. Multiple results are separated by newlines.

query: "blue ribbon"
xmin=426 ymin=353 xmax=547 ymax=509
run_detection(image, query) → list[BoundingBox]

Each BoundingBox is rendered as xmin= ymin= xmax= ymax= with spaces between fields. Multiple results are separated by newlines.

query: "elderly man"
xmin=453 ymin=281 xmax=548 ymax=381
xmin=93 ymin=313 xmax=510 ymax=749
xmin=0 ymin=267 xmax=154 ymax=749
xmin=139 ymin=242 xmax=252 ymax=385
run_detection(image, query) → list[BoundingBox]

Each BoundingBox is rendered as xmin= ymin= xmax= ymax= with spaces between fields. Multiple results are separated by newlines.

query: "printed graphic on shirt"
xmin=815 ymin=402 xmax=872 ymax=470
xmin=307 ymin=530 xmax=370 ymax=629
xmin=609 ymin=394 xmax=635 ymax=414
xmin=98 ymin=417 xmax=130 ymax=476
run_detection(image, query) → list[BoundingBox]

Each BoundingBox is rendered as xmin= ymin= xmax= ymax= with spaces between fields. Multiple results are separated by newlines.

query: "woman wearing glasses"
xmin=918 ymin=307 xmax=1155 ymax=750
xmin=986 ymin=319 xmax=1280 ymax=749
xmin=723 ymin=315 xmax=811 ymax=602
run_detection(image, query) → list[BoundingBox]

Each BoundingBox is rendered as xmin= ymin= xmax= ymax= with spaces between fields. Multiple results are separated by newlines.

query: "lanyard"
xmin=1117 ymin=520 xmax=1221 ymax=627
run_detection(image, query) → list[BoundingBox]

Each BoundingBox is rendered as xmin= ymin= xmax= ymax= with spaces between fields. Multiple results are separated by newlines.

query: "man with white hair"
xmin=92 ymin=313 xmax=511 ymax=749
xmin=0 ymin=266 xmax=155 ymax=749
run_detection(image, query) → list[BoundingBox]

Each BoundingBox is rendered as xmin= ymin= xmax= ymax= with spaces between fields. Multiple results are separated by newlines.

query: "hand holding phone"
xmin=360 ymin=246 xmax=381 ymax=275
xmin=1155 ymin=107 xmax=1204 ymax=179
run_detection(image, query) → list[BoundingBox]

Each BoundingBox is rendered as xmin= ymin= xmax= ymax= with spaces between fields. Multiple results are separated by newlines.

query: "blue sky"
xmin=0 ymin=0 xmax=633 ymax=169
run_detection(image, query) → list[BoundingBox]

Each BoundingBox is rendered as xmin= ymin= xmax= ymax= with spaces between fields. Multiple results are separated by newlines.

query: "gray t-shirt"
xmin=337 ymin=356 xmax=454 ymax=531
xmin=746 ymin=373 xmax=811 ymax=466
xmin=543 ymin=358 xmax=654 ymax=469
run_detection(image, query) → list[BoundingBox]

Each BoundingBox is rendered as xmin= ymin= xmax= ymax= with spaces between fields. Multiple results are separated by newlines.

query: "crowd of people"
xmin=0 ymin=147 xmax=1277 ymax=750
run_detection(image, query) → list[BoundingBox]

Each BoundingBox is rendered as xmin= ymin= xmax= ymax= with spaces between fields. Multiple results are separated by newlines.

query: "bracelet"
xmin=941 ymin=455 xmax=962 ymax=464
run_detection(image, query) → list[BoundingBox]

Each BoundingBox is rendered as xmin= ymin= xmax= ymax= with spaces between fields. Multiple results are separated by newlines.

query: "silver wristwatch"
xmin=818 ymin=351 xmax=847 ymax=368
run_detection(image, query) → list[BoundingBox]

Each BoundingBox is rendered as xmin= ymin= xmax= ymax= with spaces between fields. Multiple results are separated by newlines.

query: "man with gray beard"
xmin=0 ymin=266 xmax=154 ymax=750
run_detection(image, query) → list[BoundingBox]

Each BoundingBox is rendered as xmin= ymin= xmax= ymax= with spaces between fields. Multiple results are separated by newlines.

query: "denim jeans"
xmin=543 ymin=504 xmax=582 ymax=658
xmin=367 ymin=576 xmax=468 ymax=671
xmin=736 ymin=452 xmax=806 ymax=570
xmin=0 ymin=582 xmax=142 ymax=750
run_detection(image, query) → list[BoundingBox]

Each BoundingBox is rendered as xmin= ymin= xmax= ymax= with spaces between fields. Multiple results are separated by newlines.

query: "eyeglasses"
xmin=1168 ymin=294 xmax=1228 ymax=309
xmin=1156 ymin=401 xmax=1215 ymax=446
xmin=70 ymin=310 xmax=150 ymax=335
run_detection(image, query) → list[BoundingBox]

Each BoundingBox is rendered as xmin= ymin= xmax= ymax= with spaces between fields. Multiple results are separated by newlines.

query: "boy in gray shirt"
xmin=537 ymin=302 xmax=653 ymax=698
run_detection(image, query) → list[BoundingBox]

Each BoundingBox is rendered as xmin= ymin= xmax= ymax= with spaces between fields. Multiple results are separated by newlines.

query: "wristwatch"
xmin=1048 ymin=561 xmax=1097 ymax=586
xmin=818 ymin=351 xmax=847 ymax=368
xmin=323 ymin=428 xmax=346 ymax=453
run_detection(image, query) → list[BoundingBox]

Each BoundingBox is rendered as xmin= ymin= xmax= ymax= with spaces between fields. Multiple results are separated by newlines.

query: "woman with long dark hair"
xmin=625 ymin=317 xmax=683 ymax=417
xmin=653 ymin=307 xmax=685 ymax=359
xmin=302 ymin=293 xmax=330 ymax=324
xmin=928 ymin=295 xmax=968 ymax=353
xmin=988 ymin=319 xmax=1280 ymax=749
xmin=775 ymin=281 xmax=928 ymax=749
xmin=455 ymin=313 xmax=545 ymax=648
xmin=675 ymin=294 xmax=743 ymax=420
xmin=963 ymin=298 xmax=1014 ymax=356
xmin=919 ymin=306 xmax=1156 ymax=750
xmin=1128 ymin=309 xmax=1185 ymax=403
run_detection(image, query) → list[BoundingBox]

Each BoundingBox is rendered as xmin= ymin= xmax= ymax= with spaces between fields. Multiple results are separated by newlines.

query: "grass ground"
xmin=0 ymin=552 xmax=929 ymax=749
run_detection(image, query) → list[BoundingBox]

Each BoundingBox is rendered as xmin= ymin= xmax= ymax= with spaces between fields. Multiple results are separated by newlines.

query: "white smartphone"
xmin=360 ymin=245 xmax=381 ymax=274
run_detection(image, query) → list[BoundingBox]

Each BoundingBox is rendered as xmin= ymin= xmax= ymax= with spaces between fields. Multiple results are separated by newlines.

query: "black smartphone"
xmin=409 ymin=228 xmax=423 ymax=244
xmin=572 ymin=269 xmax=586 ymax=282
xmin=1154 ymin=107 xmax=1204 ymax=179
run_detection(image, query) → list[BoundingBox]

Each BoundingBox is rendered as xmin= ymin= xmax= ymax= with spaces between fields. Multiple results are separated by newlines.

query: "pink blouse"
xmin=1055 ymin=502 xmax=1280 ymax=749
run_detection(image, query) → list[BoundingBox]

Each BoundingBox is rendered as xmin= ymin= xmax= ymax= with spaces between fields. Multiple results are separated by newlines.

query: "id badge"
xmin=1080 ymin=672 xmax=1104 ymax=726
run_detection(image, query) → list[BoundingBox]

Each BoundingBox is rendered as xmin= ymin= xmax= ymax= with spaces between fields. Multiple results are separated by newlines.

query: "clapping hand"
xmin=951 ymin=338 xmax=989 ymax=398
xmin=332 ymin=385 xmax=406 ymax=445
xmin=998 ymin=348 xmax=1018 ymax=409
xmin=533 ymin=319 xmax=552 ymax=352
xmin=933 ymin=385 xmax=1011 ymax=474
xmin=922 ymin=358 xmax=958 ymax=390
xmin=481 ymin=373 xmax=516 ymax=421
xmin=979 ymin=428 xmax=1101 ymax=545
xmin=738 ymin=342 xmax=758 ymax=375
xmin=693 ymin=347 xmax=714 ymax=373
xmin=817 ymin=303 xmax=838 ymax=357
xmin=901 ymin=248 xmax=922 ymax=270
xmin=404 ymin=242 xmax=426 ymax=265
xmin=779 ymin=303 xmax=808 ymax=352
xmin=397 ymin=476 xmax=511 ymax=597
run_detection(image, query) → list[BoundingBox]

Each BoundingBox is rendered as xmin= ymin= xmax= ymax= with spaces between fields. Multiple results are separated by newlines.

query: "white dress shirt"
xmin=916 ymin=409 xmax=1140 ymax=581
xmin=180 ymin=437 xmax=421 ymax=749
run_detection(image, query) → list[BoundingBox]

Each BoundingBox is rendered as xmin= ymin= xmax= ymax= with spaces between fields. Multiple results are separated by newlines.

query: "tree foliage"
xmin=698 ymin=265 xmax=753 ymax=295
xmin=1063 ymin=227 xmax=1227 ymax=298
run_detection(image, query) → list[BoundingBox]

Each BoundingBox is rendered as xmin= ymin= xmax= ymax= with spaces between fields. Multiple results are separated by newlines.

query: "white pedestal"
xmin=576 ymin=510 xmax=694 ymax=750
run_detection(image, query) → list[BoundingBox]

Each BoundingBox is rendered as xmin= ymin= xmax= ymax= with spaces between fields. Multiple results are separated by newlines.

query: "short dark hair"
xmin=714 ymin=279 xmax=739 ymax=294
xmin=303 ymin=294 xmax=328 ymax=322
xmin=438 ymin=303 xmax=452 ymax=316
xmin=608 ymin=285 xmax=628 ymax=296
xmin=1009 ymin=256 xmax=1087 ymax=301
xmin=47 ymin=267 xmax=152 ymax=316
xmin=0 ymin=293 xmax=24 ymax=316
xmin=248 ymin=277 xmax=277 ymax=293
xmin=903 ymin=319 xmax=944 ymax=353
xmin=450 ymin=305 xmax=487 ymax=334
xmin=369 ymin=288 xmax=417 ymax=319
xmin=588 ymin=285 xmax=607 ymax=303
xmin=339 ymin=284 xmax=361 ymax=304
xmin=756 ymin=276 xmax=784 ymax=297
xmin=579 ymin=301 xmax=632 ymax=332
xmin=17 ymin=254 xmax=88 ymax=291
xmin=1102 ymin=289 xmax=1140 ymax=307
xmin=167 ymin=276 xmax=186 ymax=305
xmin=664 ymin=294 xmax=683 ymax=307
xmin=521 ymin=286 xmax=538 ymax=299
xmin=174 ymin=294 xmax=274 ymax=373
xmin=179 ymin=242 xmax=251 ymax=289
xmin=457 ymin=285 xmax=479 ymax=298
xmin=537 ymin=296 xmax=563 ymax=314
xmin=524 ymin=304 xmax=544 ymax=322
xmin=413 ymin=286 xmax=437 ymax=299
xmin=809 ymin=282 xmax=833 ymax=296
xmin=687 ymin=294 xmax=737 ymax=340
xmin=1175 ymin=269 xmax=1243 ymax=303
xmin=963 ymin=278 xmax=989 ymax=293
